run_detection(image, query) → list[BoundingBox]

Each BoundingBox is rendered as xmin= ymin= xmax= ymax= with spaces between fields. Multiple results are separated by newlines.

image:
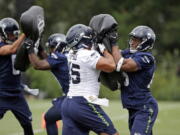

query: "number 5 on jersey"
xmin=70 ymin=63 xmax=80 ymax=84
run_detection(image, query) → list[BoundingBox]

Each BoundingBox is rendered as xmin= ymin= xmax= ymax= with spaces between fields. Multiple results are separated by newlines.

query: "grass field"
xmin=0 ymin=98 xmax=180 ymax=135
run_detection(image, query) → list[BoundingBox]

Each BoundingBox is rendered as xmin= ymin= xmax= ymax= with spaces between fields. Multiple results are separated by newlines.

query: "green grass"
xmin=0 ymin=99 xmax=180 ymax=135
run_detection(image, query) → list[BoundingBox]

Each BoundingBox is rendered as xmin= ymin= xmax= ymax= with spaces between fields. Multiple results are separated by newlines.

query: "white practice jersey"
xmin=67 ymin=48 xmax=101 ymax=97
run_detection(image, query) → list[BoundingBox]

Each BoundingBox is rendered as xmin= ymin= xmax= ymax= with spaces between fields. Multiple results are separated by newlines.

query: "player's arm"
xmin=112 ymin=46 xmax=138 ymax=72
xmin=121 ymin=58 xmax=138 ymax=72
xmin=96 ymin=44 xmax=116 ymax=73
xmin=37 ymin=44 xmax=48 ymax=59
xmin=0 ymin=34 xmax=25 ymax=55
xmin=24 ymin=38 xmax=51 ymax=70
xmin=28 ymin=53 xmax=51 ymax=70
xmin=39 ymin=50 xmax=48 ymax=58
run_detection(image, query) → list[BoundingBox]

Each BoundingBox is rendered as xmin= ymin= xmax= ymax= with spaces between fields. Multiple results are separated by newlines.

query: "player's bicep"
xmin=0 ymin=45 xmax=14 ymax=55
xmin=35 ymin=59 xmax=51 ymax=70
xmin=121 ymin=58 xmax=139 ymax=72
xmin=29 ymin=54 xmax=51 ymax=70
xmin=96 ymin=57 xmax=115 ymax=72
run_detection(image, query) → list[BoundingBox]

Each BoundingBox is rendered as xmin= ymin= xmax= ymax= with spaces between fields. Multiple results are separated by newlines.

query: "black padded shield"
xmin=14 ymin=40 xmax=30 ymax=71
xmin=20 ymin=5 xmax=45 ymax=42
xmin=100 ymin=71 xmax=125 ymax=91
xmin=90 ymin=14 xmax=123 ymax=91
xmin=89 ymin=14 xmax=118 ymax=53
xmin=14 ymin=6 xmax=45 ymax=71
xmin=89 ymin=14 xmax=117 ymax=36
xmin=14 ymin=39 xmax=43 ymax=71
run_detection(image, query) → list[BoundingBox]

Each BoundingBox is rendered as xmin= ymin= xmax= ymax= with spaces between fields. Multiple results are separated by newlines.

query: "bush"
xmin=151 ymin=52 xmax=180 ymax=100
xmin=26 ymin=67 xmax=63 ymax=98
xmin=99 ymin=85 xmax=120 ymax=100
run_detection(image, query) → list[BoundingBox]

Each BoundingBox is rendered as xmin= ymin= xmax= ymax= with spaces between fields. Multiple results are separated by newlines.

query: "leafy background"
xmin=0 ymin=0 xmax=179 ymax=100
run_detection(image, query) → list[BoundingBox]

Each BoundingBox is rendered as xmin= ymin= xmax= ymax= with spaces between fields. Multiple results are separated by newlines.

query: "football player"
xmin=25 ymin=33 xmax=69 ymax=135
xmin=61 ymin=24 xmax=119 ymax=135
xmin=0 ymin=18 xmax=34 ymax=135
xmin=111 ymin=25 xmax=158 ymax=135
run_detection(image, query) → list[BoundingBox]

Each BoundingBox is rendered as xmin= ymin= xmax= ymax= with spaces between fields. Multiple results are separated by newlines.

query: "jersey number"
xmin=122 ymin=72 xmax=154 ymax=88
xmin=11 ymin=55 xmax=20 ymax=75
xmin=71 ymin=63 xmax=80 ymax=84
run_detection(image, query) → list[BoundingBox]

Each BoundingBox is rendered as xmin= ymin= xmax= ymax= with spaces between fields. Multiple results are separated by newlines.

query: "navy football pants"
xmin=44 ymin=96 xmax=65 ymax=135
xmin=0 ymin=94 xmax=33 ymax=135
xmin=128 ymin=100 xmax=158 ymax=135
xmin=62 ymin=96 xmax=117 ymax=135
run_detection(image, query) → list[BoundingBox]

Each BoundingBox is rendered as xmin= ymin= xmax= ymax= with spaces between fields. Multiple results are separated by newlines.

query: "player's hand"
xmin=106 ymin=29 xmax=119 ymax=46
xmin=24 ymin=38 xmax=34 ymax=54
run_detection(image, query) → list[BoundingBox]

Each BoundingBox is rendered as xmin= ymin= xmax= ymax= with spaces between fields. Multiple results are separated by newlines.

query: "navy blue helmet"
xmin=66 ymin=24 xmax=94 ymax=49
xmin=46 ymin=33 xmax=67 ymax=52
xmin=129 ymin=25 xmax=156 ymax=52
xmin=0 ymin=17 xmax=20 ymax=44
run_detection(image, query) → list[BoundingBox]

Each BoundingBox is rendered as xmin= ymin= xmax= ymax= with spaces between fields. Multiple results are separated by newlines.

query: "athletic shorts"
xmin=45 ymin=96 xmax=66 ymax=121
xmin=128 ymin=99 xmax=158 ymax=135
xmin=0 ymin=93 xmax=32 ymax=125
xmin=61 ymin=96 xmax=117 ymax=135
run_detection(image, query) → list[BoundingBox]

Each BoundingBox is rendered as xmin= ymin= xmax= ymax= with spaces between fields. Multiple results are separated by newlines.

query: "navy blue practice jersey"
xmin=47 ymin=51 xmax=69 ymax=94
xmin=120 ymin=49 xmax=156 ymax=109
xmin=0 ymin=42 xmax=21 ymax=97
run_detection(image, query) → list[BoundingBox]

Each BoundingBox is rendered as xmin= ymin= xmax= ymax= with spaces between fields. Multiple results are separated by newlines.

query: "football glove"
xmin=24 ymin=38 xmax=34 ymax=54
xmin=106 ymin=28 xmax=119 ymax=46
xmin=98 ymin=43 xmax=106 ymax=54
